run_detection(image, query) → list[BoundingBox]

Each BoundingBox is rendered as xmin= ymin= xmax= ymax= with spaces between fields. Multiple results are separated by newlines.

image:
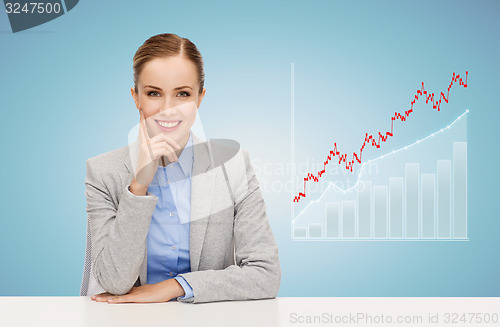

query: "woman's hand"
xmin=131 ymin=109 xmax=182 ymax=194
xmin=91 ymin=278 xmax=186 ymax=304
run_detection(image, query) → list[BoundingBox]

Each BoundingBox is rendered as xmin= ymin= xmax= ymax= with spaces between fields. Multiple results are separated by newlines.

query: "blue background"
xmin=0 ymin=0 xmax=498 ymax=296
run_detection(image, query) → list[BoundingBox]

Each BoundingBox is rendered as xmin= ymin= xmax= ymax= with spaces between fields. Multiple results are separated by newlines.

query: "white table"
xmin=0 ymin=297 xmax=499 ymax=326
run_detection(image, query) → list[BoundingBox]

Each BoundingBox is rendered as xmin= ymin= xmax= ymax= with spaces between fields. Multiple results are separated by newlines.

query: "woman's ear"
xmin=131 ymin=87 xmax=139 ymax=110
xmin=197 ymin=88 xmax=206 ymax=109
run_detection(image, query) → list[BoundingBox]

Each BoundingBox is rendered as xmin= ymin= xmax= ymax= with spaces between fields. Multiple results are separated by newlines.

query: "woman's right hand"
xmin=130 ymin=109 xmax=181 ymax=195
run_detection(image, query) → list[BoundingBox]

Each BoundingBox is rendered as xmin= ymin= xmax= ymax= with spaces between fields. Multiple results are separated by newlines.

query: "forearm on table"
xmin=177 ymin=256 xmax=281 ymax=304
xmin=89 ymin=181 xmax=158 ymax=295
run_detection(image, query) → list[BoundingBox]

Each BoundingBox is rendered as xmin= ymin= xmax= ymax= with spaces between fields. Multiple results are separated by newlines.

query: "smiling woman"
xmin=131 ymin=55 xmax=203 ymax=153
xmin=80 ymin=33 xmax=281 ymax=304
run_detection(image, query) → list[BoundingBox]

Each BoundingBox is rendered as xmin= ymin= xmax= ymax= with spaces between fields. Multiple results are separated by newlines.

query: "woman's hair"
xmin=133 ymin=33 xmax=205 ymax=94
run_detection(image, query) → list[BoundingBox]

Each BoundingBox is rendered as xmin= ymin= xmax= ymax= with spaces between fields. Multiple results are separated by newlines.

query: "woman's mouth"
xmin=156 ymin=119 xmax=181 ymax=131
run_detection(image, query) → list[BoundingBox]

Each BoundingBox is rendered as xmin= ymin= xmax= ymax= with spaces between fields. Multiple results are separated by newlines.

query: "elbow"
xmin=268 ymin=264 xmax=281 ymax=298
xmin=258 ymin=260 xmax=281 ymax=299
xmin=93 ymin=260 xmax=136 ymax=295
xmin=102 ymin=281 xmax=133 ymax=296
xmin=96 ymin=272 xmax=134 ymax=295
xmin=268 ymin=248 xmax=282 ymax=298
xmin=259 ymin=246 xmax=281 ymax=299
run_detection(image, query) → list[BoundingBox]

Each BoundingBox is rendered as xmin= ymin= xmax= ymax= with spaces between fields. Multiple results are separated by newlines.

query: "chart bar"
xmin=308 ymin=223 xmax=322 ymax=238
xmin=293 ymin=227 xmax=307 ymax=238
xmin=342 ymin=201 xmax=355 ymax=238
xmin=357 ymin=181 xmax=371 ymax=238
xmin=437 ymin=160 xmax=451 ymax=238
xmin=453 ymin=142 xmax=467 ymax=238
xmin=421 ymin=173 xmax=435 ymax=238
xmin=405 ymin=163 xmax=419 ymax=238
xmin=389 ymin=177 xmax=404 ymax=238
xmin=326 ymin=202 xmax=340 ymax=238
xmin=374 ymin=186 xmax=388 ymax=238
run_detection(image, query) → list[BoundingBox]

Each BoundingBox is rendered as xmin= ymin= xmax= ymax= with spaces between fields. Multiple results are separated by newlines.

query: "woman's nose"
xmin=156 ymin=98 xmax=174 ymax=113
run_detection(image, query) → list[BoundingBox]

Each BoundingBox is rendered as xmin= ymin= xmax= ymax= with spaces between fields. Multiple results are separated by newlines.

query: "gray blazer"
xmin=80 ymin=133 xmax=281 ymax=303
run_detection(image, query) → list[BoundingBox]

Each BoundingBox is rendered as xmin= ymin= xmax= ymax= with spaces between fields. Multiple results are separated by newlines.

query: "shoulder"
xmin=86 ymin=144 xmax=131 ymax=177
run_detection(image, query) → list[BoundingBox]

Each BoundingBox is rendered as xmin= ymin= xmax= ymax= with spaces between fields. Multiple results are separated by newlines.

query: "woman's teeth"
xmin=157 ymin=121 xmax=180 ymax=128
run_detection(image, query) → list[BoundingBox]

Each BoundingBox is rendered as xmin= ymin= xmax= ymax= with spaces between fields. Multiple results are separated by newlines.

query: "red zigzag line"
xmin=293 ymin=71 xmax=468 ymax=203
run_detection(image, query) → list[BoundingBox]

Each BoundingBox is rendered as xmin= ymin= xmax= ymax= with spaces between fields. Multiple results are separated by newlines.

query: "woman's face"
xmin=131 ymin=55 xmax=206 ymax=148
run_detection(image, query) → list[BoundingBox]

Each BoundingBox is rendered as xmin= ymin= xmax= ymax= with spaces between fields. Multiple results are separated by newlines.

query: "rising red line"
xmin=293 ymin=71 xmax=468 ymax=203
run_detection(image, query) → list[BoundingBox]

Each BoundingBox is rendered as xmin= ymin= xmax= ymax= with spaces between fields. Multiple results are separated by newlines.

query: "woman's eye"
xmin=148 ymin=91 xmax=160 ymax=97
xmin=178 ymin=91 xmax=190 ymax=97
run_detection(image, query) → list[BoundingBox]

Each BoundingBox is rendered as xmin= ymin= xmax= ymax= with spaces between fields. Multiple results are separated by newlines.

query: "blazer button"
xmin=169 ymin=272 xmax=174 ymax=276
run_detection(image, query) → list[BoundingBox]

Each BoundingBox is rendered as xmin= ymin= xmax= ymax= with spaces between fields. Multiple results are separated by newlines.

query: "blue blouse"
xmin=146 ymin=132 xmax=194 ymax=300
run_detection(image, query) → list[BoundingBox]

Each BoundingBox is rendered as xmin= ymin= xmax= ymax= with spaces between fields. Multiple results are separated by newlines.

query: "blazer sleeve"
xmin=85 ymin=158 xmax=158 ymax=295
xmin=176 ymin=150 xmax=281 ymax=303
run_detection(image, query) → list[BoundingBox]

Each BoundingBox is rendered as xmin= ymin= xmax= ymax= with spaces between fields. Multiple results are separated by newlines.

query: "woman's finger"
xmin=139 ymin=109 xmax=150 ymax=143
xmin=150 ymin=142 xmax=178 ymax=163
xmin=159 ymin=135 xmax=181 ymax=162
xmin=149 ymin=133 xmax=181 ymax=151
xmin=107 ymin=294 xmax=134 ymax=304
xmin=160 ymin=133 xmax=182 ymax=150
xmin=92 ymin=291 xmax=112 ymax=298
xmin=92 ymin=292 xmax=117 ymax=302
xmin=148 ymin=133 xmax=181 ymax=149
xmin=91 ymin=292 xmax=106 ymax=301
xmin=139 ymin=109 xmax=155 ymax=160
xmin=158 ymin=142 xmax=179 ymax=162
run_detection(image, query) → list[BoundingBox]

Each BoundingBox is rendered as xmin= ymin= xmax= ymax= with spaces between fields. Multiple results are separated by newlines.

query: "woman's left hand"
xmin=91 ymin=278 xmax=185 ymax=304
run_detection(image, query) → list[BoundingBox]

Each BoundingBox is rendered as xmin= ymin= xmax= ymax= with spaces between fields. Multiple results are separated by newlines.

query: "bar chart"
xmin=290 ymin=64 xmax=469 ymax=241
xmin=291 ymin=108 xmax=469 ymax=241
xmin=293 ymin=141 xmax=467 ymax=240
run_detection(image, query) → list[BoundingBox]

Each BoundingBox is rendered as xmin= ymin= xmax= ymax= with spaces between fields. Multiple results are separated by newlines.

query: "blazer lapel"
xmin=189 ymin=133 xmax=215 ymax=272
